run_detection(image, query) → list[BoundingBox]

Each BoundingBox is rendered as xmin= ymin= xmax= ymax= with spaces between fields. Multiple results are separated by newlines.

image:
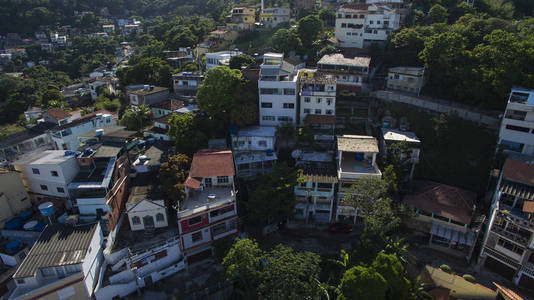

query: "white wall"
xmin=182 ymin=227 xmax=211 ymax=250
xmin=52 ymin=115 xmax=115 ymax=150
xmin=258 ymin=80 xmax=298 ymax=126
xmin=300 ymin=94 xmax=336 ymax=124
xmin=82 ymin=222 xmax=104 ymax=296
xmin=127 ymin=200 xmax=168 ymax=231
xmin=232 ymin=135 xmax=275 ymax=151
xmin=77 ymin=198 xmax=110 ymax=215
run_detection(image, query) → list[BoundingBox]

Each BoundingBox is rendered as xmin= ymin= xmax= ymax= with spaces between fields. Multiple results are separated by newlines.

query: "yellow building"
xmin=0 ymin=169 xmax=31 ymax=227
xmin=226 ymin=5 xmax=256 ymax=31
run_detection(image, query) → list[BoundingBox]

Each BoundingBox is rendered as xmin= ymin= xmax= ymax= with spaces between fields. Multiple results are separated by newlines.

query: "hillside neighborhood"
xmin=0 ymin=0 xmax=533 ymax=299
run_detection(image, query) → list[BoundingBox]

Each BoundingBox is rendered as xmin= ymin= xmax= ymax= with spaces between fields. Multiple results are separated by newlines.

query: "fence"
xmin=372 ymin=90 xmax=501 ymax=130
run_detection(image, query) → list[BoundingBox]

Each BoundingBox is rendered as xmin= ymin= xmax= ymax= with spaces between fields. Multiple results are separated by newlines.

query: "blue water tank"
xmin=6 ymin=241 xmax=21 ymax=254
xmin=382 ymin=121 xmax=390 ymax=128
xmin=4 ymin=217 xmax=23 ymax=230
xmin=356 ymin=153 xmax=364 ymax=161
xmin=38 ymin=202 xmax=54 ymax=217
xmin=18 ymin=209 xmax=32 ymax=221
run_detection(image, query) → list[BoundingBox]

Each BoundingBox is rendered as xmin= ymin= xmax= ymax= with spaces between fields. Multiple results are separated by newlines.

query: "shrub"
xmin=440 ymin=264 xmax=452 ymax=273
xmin=463 ymin=274 xmax=476 ymax=283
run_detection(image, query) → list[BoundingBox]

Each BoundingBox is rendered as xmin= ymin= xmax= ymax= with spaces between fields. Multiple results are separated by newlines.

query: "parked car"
xmin=328 ymin=222 xmax=353 ymax=233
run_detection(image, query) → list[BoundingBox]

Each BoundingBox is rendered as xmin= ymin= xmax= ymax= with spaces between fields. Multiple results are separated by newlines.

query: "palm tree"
xmin=383 ymin=236 xmax=415 ymax=266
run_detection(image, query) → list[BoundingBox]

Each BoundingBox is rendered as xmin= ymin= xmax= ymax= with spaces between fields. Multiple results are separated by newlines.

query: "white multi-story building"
xmin=498 ymin=88 xmax=534 ymax=155
xmin=179 ymin=149 xmax=238 ymax=257
xmin=13 ymin=150 xmax=80 ymax=203
xmin=205 ymin=50 xmax=242 ymax=71
xmin=11 ymin=223 xmax=103 ymax=300
xmin=335 ymin=3 xmax=400 ymax=49
xmin=231 ymin=126 xmax=277 ymax=179
xmin=299 ymin=69 xmax=337 ymax=124
xmin=335 ymin=135 xmax=381 ymax=224
xmin=258 ymin=53 xmax=302 ymax=126
xmin=49 ymin=110 xmax=116 ymax=150
xmin=260 ymin=7 xmax=291 ymax=28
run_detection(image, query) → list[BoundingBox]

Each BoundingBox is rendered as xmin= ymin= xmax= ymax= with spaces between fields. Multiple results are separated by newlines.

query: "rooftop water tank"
xmin=23 ymin=220 xmax=38 ymax=231
xmin=5 ymin=241 xmax=21 ymax=254
xmin=95 ymin=129 xmax=104 ymax=136
xmin=208 ymin=194 xmax=217 ymax=202
xmin=4 ymin=217 xmax=23 ymax=230
xmin=139 ymin=155 xmax=148 ymax=163
xmin=38 ymin=202 xmax=54 ymax=217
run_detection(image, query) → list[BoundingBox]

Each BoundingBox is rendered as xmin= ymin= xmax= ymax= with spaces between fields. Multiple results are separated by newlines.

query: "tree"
xmin=338 ymin=266 xmax=387 ymax=300
xmin=259 ymin=245 xmax=322 ymax=300
xmin=318 ymin=8 xmax=336 ymax=26
xmin=343 ymin=177 xmax=404 ymax=238
xmin=248 ymin=164 xmax=301 ymax=224
xmin=427 ymin=4 xmax=449 ymax=24
xmin=297 ymin=15 xmax=323 ymax=47
xmin=275 ymin=122 xmax=296 ymax=149
xmin=120 ymin=105 xmax=151 ymax=132
xmin=272 ymin=28 xmax=302 ymax=55
xmin=222 ymin=239 xmax=263 ymax=299
xmin=371 ymin=253 xmax=412 ymax=300
xmin=197 ymin=66 xmax=255 ymax=127
xmin=167 ymin=113 xmax=208 ymax=155
xmin=222 ymin=239 xmax=322 ymax=300
xmin=158 ymin=154 xmax=190 ymax=205
xmin=229 ymin=54 xmax=255 ymax=70
xmin=382 ymin=165 xmax=398 ymax=195
xmin=41 ymin=89 xmax=64 ymax=106
xmin=166 ymin=26 xmax=197 ymax=49
xmin=119 ymin=57 xmax=173 ymax=87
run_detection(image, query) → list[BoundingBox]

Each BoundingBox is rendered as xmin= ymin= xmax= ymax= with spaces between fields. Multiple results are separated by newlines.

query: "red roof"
xmin=184 ymin=177 xmax=202 ymax=189
xmin=305 ymin=114 xmax=335 ymax=125
xmin=502 ymin=157 xmax=534 ymax=186
xmin=45 ymin=108 xmax=71 ymax=120
xmin=404 ymin=181 xmax=476 ymax=225
xmin=189 ymin=149 xmax=235 ymax=178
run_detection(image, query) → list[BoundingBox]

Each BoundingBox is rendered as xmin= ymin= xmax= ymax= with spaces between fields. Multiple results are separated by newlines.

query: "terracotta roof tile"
xmin=305 ymin=114 xmax=336 ymax=125
xmin=502 ymin=157 xmax=534 ymax=186
xmin=45 ymin=108 xmax=71 ymax=120
xmin=188 ymin=149 xmax=235 ymax=178
xmin=404 ymin=181 xmax=476 ymax=225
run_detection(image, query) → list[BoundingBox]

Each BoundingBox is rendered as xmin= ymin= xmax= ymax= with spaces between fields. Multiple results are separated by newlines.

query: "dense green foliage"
xmin=223 ymin=239 xmax=322 ymax=300
xmin=388 ymin=8 xmax=534 ymax=110
xmin=158 ymin=154 xmax=190 ymax=204
xmin=120 ymin=105 xmax=151 ymax=131
xmin=167 ymin=113 xmax=208 ymax=156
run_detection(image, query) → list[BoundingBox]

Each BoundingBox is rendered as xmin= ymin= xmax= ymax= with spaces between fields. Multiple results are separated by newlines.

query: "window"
xmin=317 ymin=98 xmax=322 ymax=104
xmin=258 ymin=140 xmax=267 ymax=147
xmin=32 ymin=168 xmax=40 ymax=174
xmin=213 ymin=222 xmax=227 ymax=236
xmin=338 ymin=14 xmax=342 ymax=18
xmin=341 ymin=23 xmax=347 ymax=28
xmin=260 ymin=88 xmax=280 ymax=95
xmin=304 ymin=97 xmax=311 ymax=103
xmin=373 ymin=30 xmax=378 ymax=34
xmin=57 ymin=187 xmax=65 ymax=193
xmin=192 ymin=231 xmax=202 ymax=242
xmin=50 ymin=170 xmax=58 ymax=177
xmin=506 ymin=124 xmax=530 ymax=133
xmin=327 ymin=99 xmax=332 ymax=105
xmin=315 ymin=109 xmax=322 ymax=114
xmin=204 ymin=177 xmax=212 ymax=187
xmin=40 ymin=185 xmax=48 ymax=191
xmin=497 ymin=238 xmax=524 ymax=256
xmin=228 ymin=219 xmax=237 ymax=230
xmin=304 ymin=109 xmax=311 ymax=114
xmin=384 ymin=20 xmax=389 ymax=26
xmin=41 ymin=267 xmax=55 ymax=277
xmin=217 ymin=176 xmax=229 ymax=184
xmin=189 ymin=216 xmax=202 ymax=225
xmin=283 ymin=88 xmax=295 ymax=95
xmin=326 ymin=110 xmax=333 ymax=115
xmin=278 ymin=116 xmax=292 ymax=122
xmin=283 ymin=103 xmax=294 ymax=109
xmin=262 ymin=116 xmax=275 ymax=121
xmin=359 ymin=14 xmax=364 ymax=18
xmin=65 ymin=264 xmax=81 ymax=274
xmin=377 ymin=20 xmax=381 ymax=24
xmin=346 ymin=14 xmax=351 ymax=18
xmin=261 ymin=102 xmax=273 ymax=108
xmin=132 ymin=216 xmax=141 ymax=225
xmin=156 ymin=213 xmax=165 ymax=222
xmin=346 ymin=32 xmax=351 ymax=36
xmin=505 ymin=109 xmax=527 ymax=121
xmin=369 ymin=20 xmax=374 ymax=24
xmin=210 ymin=205 xmax=234 ymax=218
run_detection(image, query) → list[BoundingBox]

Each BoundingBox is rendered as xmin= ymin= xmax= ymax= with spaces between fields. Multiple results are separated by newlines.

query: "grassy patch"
xmin=386 ymin=103 xmax=497 ymax=195
xmin=0 ymin=123 xmax=25 ymax=138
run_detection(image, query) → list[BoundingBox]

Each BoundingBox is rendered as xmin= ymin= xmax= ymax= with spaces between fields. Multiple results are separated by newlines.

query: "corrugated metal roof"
xmin=14 ymin=223 xmax=98 ymax=278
